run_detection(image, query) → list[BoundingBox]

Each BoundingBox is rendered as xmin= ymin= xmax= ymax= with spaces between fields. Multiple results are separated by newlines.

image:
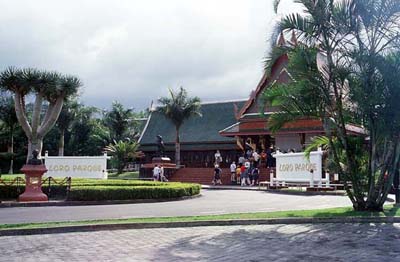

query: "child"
xmin=236 ymin=164 xmax=242 ymax=185
xmin=240 ymin=164 xmax=247 ymax=186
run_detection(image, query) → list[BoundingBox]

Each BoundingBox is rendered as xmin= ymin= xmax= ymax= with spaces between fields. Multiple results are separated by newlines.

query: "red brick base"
xmin=169 ymin=167 xmax=273 ymax=185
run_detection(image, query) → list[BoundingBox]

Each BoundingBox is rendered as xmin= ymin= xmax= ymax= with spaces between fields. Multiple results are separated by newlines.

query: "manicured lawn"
xmin=1 ymin=172 xmax=140 ymax=180
xmin=0 ymin=174 xmax=24 ymax=179
xmin=108 ymin=171 xmax=139 ymax=179
xmin=1 ymin=205 xmax=399 ymax=231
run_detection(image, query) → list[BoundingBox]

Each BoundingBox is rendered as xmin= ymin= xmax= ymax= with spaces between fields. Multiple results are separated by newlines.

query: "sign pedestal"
xmin=18 ymin=164 xmax=48 ymax=202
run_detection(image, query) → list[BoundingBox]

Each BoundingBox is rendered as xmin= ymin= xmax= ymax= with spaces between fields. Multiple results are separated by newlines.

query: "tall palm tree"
xmin=157 ymin=87 xmax=201 ymax=167
xmin=0 ymin=95 xmax=18 ymax=173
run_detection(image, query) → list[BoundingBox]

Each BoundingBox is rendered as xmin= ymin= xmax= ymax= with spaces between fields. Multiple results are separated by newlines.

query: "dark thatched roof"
xmin=139 ymin=100 xmax=245 ymax=151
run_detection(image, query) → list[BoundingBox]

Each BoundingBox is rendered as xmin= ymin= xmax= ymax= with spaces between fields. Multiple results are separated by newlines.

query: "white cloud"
xmin=0 ymin=0 xmax=301 ymax=110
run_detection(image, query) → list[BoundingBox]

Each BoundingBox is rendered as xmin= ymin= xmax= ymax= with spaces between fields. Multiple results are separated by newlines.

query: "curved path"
xmin=0 ymin=190 xmax=352 ymax=224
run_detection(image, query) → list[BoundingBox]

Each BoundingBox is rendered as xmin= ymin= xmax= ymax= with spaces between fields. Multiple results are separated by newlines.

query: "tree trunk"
xmin=175 ymin=127 xmax=180 ymax=167
xmin=7 ymin=135 xmax=13 ymax=174
xmin=27 ymin=137 xmax=43 ymax=162
xmin=58 ymin=129 xmax=65 ymax=156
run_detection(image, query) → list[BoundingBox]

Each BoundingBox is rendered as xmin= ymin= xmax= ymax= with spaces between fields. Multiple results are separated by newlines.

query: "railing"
xmin=40 ymin=177 xmax=72 ymax=199
xmin=0 ymin=177 xmax=25 ymax=195
xmin=0 ymin=176 xmax=71 ymax=200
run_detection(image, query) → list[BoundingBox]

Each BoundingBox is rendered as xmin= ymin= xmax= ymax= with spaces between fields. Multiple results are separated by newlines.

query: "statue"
xmin=27 ymin=149 xmax=43 ymax=165
xmin=156 ymin=135 xmax=165 ymax=157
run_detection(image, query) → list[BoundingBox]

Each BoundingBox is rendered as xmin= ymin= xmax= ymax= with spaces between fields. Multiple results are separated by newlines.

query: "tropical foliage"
xmin=0 ymin=94 xmax=18 ymax=173
xmin=104 ymin=139 xmax=142 ymax=174
xmin=0 ymin=67 xmax=81 ymax=160
xmin=157 ymin=87 xmax=201 ymax=166
xmin=103 ymin=101 xmax=137 ymax=142
xmin=264 ymin=0 xmax=400 ymax=211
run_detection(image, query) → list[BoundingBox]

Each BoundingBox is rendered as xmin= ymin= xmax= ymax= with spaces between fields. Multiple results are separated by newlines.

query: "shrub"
xmin=0 ymin=179 xmax=200 ymax=201
xmin=68 ymin=183 xmax=200 ymax=201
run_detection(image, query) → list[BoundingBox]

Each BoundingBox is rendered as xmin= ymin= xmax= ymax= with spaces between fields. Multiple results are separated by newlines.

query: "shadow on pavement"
xmin=153 ymin=223 xmax=400 ymax=261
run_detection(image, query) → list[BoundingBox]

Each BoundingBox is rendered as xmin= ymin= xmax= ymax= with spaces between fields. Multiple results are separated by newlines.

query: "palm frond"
xmin=304 ymin=135 xmax=330 ymax=159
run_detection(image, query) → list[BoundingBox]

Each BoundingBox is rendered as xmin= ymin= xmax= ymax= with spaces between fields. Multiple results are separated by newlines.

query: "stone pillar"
xmin=18 ymin=165 xmax=48 ymax=202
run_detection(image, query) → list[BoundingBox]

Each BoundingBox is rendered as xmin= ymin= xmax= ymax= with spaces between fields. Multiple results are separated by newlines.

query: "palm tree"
xmin=0 ymin=95 xmax=18 ymax=173
xmin=103 ymin=101 xmax=134 ymax=142
xmin=0 ymin=67 xmax=81 ymax=160
xmin=157 ymin=87 xmax=201 ymax=167
xmin=56 ymin=100 xmax=79 ymax=156
xmin=266 ymin=0 xmax=400 ymax=211
xmin=104 ymin=139 xmax=141 ymax=174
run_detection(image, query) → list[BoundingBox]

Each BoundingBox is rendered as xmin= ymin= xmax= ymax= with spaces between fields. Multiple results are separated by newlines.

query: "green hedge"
xmin=0 ymin=185 xmax=68 ymax=199
xmin=68 ymin=184 xmax=200 ymax=201
xmin=0 ymin=179 xmax=200 ymax=201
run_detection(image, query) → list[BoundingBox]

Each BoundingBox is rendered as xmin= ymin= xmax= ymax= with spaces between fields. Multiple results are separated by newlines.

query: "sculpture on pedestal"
xmin=156 ymin=135 xmax=165 ymax=157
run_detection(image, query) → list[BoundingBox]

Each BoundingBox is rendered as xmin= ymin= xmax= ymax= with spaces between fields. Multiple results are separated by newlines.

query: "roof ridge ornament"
xmin=277 ymin=31 xmax=286 ymax=46
xmin=291 ymin=30 xmax=298 ymax=46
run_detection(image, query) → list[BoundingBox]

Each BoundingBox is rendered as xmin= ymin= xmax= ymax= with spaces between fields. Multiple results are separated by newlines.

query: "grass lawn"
xmin=1 ymin=172 xmax=140 ymax=181
xmin=1 ymin=205 xmax=400 ymax=231
xmin=108 ymin=171 xmax=139 ymax=179
xmin=0 ymin=174 xmax=24 ymax=179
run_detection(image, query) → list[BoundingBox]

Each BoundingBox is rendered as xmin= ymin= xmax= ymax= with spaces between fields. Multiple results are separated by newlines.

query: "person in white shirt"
xmin=230 ymin=161 xmax=237 ymax=184
xmin=215 ymin=150 xmax=222 ymax=165
xmin=153 ymin=165 xmax=161 ymax=181
xmin=252 ymin=151 xmax=260 ymax=167
xmin=159 ymin=166 xmax=169 ymax=182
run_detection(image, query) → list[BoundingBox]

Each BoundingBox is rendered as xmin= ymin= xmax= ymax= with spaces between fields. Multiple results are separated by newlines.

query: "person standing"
xmin=230 ymin=161 xmax=237 ymax=185
xmin=261 ymin=150 xmax=267 ymax=165
xmin=153 ymin=165 xmax=161 ymax=181
xmin=266 ymin=146 xmax=273 ymax=168
xmin=215 ymin=150 xmax=222 ymax=166
xmin=244 ymin=160 xmax=251 ymax=185
xmin=252 ymin=151 xmax=260 ymax=168
xmin=159 ymin=166 xmax=168 ymax=182
xmin=238 ymin=154 xmax=245 ymax=165
xmin=212 ymin=164 xmax=222 ymax=185
xmin=240 ymin=164 xmax=247 ymax=186
xmin=236 ymin=164 xmax=242 ymax=185
xmin=251 ymin=167 xmax=260 ymax=186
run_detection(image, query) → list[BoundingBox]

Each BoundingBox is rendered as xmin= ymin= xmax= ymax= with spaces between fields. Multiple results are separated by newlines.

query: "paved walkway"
xmin=1 ymin=223 xmax=400 ymax=261
xmin=0 ymin=190 xmax=351 ymax=224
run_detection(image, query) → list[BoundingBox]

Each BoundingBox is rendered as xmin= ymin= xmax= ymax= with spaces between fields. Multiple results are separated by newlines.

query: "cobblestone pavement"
xmin=0 ymin=190 xmax=351 ymax=224
xmin=2 ymin=223 xmax=400 ymax=261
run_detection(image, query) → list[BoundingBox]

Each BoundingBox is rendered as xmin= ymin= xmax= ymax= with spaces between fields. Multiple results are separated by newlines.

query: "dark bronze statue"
xmin=156 ymin=135 xmax=165 ymax=157
xmin=27 ymin=149 xmax=43 ymax=165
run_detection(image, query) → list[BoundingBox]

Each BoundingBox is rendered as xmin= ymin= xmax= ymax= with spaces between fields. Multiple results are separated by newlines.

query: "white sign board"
xmin=44 ymin=153 xmax=109 ymax=179
xmin=273 ymin=150 xmax=325 ymax=185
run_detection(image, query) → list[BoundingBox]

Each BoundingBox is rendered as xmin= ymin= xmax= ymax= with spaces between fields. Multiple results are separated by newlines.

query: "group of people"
xmin=230 ymin=161 xmax=260 ymax=186
xmin=152 ymin=164 xmax=169 ymax=182
xmin=212 ymin=147 xmax=277 ymax=186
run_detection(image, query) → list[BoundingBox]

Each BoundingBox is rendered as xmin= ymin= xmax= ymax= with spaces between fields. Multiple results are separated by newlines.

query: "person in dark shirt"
xmin=212 ymin=164 xmax=222 ymax=185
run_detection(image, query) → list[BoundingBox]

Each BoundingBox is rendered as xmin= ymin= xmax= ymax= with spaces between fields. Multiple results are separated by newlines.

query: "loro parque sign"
xmin=272 ymin=149 xmax=329 ymax=186
xmin=44 ymin=152 xmax=109 ymax=179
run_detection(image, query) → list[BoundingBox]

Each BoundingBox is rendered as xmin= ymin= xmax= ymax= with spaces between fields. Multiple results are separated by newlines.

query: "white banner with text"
xmin=273 ymin=150 xmax=323 ymax=184
xmin=44 ymin=153 xmax=109 ymax=179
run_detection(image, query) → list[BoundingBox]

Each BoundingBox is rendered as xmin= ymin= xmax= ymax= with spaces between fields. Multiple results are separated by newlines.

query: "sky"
xmin=0 ymin=0 xmax=300 ymax=110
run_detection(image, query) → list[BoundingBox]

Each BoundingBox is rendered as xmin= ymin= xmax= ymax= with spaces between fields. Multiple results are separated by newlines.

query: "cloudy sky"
xmin=0 ymin=0 xmax=300 ymax=110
